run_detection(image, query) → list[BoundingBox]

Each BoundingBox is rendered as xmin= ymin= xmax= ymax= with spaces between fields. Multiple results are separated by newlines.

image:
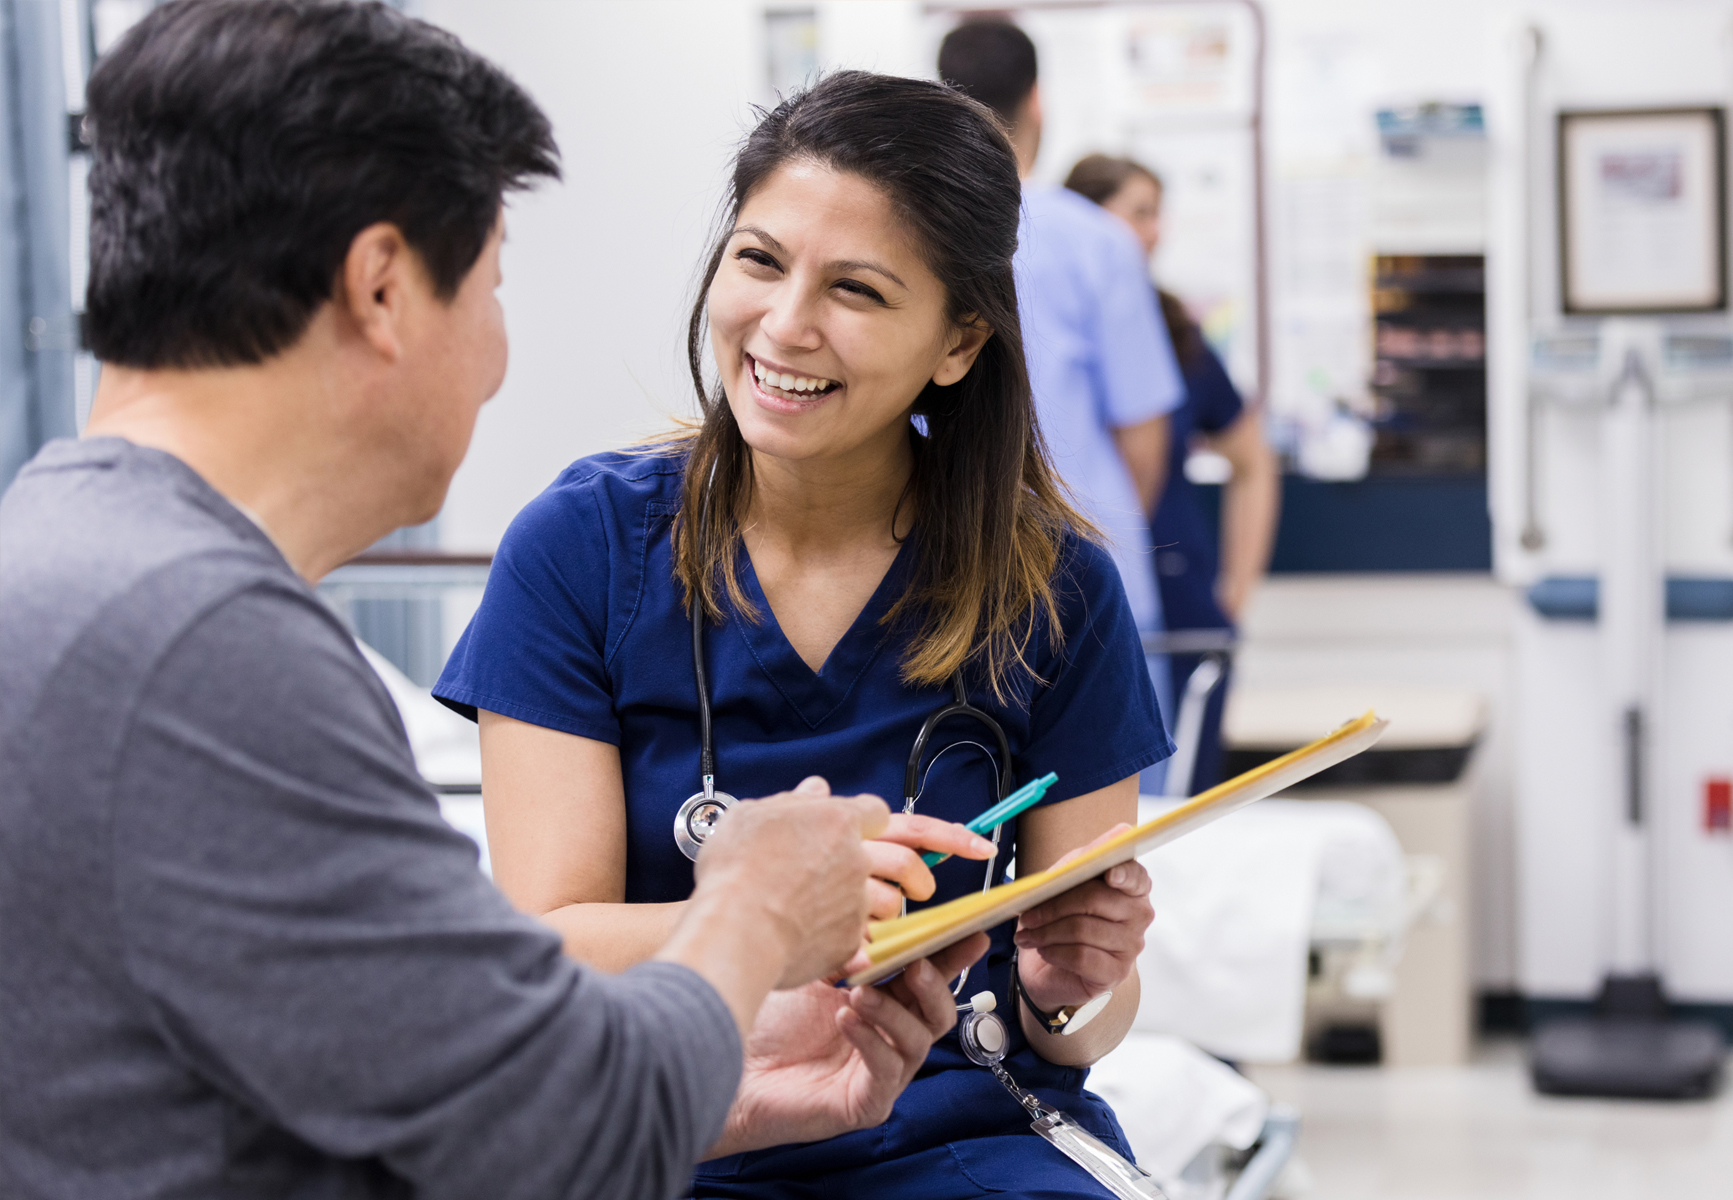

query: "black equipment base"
xmin=1530 ymin=974 xmax=1726 ymax=1100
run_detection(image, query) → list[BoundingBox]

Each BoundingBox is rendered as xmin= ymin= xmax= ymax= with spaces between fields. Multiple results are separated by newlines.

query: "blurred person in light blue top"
xmin=938 ymin=20 xmax=1185 ymax=734
xmin=1065 ymin=154 xmax=1282 ymax=796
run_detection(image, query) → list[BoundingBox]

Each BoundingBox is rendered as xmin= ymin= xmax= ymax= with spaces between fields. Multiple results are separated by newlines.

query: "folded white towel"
xmin=1089 ymin=1032 xmax=1268 ymax=1195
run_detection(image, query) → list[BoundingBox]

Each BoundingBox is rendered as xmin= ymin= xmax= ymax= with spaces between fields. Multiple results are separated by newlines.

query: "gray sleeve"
xmin=110 ymin=583 xmax=741 ymax=1200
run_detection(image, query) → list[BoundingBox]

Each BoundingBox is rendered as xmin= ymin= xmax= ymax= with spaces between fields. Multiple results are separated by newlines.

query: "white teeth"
xmin=752 ymin=359 xmax=834 ymax=394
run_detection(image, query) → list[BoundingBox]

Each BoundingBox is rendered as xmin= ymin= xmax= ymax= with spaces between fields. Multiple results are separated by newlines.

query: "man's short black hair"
xmin=84 ymin=0 xmax=560 ymax=369
xmin=936 ymin=19 xmax=1038 ymax=124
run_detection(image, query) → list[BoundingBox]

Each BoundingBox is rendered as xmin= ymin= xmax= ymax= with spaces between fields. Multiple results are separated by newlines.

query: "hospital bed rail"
xmin=1224 ymin=1104 xmax=1301 ymax=1200
xmin=318 ymin=551 xmax=492 ymax=688
xmin=319 ymin=550 xmax=492 ymax=597
xmin=1141 ymin=629 xmax=1237 ymax=800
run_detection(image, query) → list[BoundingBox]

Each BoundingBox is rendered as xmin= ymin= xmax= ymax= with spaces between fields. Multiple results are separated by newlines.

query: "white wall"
xmin=420 ymin=0 xmax=761 ymax=552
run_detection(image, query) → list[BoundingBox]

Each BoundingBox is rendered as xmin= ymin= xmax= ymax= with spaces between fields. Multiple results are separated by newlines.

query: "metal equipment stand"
xmin=1531 ymin=974 xmax=1724 ymax=1099
xmin=1527 ymin=325 xmax=1725 ymax=1099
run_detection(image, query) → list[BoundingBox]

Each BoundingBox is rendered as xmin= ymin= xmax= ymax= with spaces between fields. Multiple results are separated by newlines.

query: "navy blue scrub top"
xmin=435 ymin=448 xmax=1171 ymax=1180
xmin=1150 ymin=323 xmax=1246 ymax=635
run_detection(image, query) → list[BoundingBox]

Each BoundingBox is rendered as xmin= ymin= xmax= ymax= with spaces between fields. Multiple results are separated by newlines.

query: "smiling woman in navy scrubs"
xmin=436 ymin=72 xmax=1172 ymax=1199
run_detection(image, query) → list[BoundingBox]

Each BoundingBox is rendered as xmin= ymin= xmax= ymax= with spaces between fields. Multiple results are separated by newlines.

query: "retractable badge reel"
xmin=959 ymin=987 xmax=1167 ymax=1200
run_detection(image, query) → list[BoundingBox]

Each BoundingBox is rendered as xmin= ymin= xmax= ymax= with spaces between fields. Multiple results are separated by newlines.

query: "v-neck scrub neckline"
xmin=732 ymin=534 xmax=917 ymax=731
xmin=434 ymin=447 xmax=1171 ymax=1190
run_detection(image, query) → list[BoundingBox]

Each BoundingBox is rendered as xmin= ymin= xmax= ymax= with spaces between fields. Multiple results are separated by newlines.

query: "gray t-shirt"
xmin=0 ymin=438 xmax=741 ymax=1199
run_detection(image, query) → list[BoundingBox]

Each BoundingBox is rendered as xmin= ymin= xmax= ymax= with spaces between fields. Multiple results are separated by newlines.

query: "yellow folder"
xmin=845 ymin=710 xmax=1390 ymax=987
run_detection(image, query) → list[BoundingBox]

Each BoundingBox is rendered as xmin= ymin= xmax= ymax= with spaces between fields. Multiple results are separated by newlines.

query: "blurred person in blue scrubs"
xmin=436 ymin=72 xmax=1171 ymax=1199
xmin=938 ymin=20 xmax=1186 ymax=738
xmin=1064 ymin=154 xmax=1280 ymax=794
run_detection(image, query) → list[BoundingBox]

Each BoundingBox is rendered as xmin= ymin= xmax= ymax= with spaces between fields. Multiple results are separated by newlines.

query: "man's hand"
xmin=657 ymin=776 xmax=887 ymax=1044
xmin=691 ymin=777 xmax=889 ymax=989
xmin=704 ymin=933 xmax=991 ymax=1159
xmin=1012 ymin=825 xmax=1153 ymax=1014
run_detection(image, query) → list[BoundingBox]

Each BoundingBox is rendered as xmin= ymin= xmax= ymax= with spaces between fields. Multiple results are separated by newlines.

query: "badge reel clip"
xmin=957 ymin=988 xmax=1168 ymax=1200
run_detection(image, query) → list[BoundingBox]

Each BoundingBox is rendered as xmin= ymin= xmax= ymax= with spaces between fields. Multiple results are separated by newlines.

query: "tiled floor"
xmin=1243 ymin=1040 xmax=1733 ymax=1199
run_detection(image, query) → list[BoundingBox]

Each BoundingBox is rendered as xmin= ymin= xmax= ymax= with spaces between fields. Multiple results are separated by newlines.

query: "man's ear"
xmin=933 ymin=316 xmax=993 ymax=387
xmin=338 ymin=222 xmax=417 ymax=362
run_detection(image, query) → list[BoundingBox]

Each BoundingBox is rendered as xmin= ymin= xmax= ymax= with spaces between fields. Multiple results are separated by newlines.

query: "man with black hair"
xmin=0 ymin=3 xmax=976 ymax=1197
xmin=939 ymin=18 xmax=1185 ymax=727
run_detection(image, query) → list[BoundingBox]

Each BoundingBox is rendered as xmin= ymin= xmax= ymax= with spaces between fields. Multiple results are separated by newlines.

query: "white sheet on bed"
xmin=1129 ymin=797 xmax=1405 ymax=1063
xmin=1089 ymin=1031 xmax=1267 ymax=1198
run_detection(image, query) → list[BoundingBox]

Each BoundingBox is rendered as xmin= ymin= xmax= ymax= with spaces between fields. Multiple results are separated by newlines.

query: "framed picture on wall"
xmin=1559 ymin=106 xmax=1727 ymax=314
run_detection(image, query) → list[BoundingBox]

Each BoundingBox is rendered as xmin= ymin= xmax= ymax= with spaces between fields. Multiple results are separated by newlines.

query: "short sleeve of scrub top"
xmin=434 ymin=456 xmax=658 ymax=744
xmin=1092 ymin=228 xmax=1185 ymax=432
xmin=1187 ymin=340 xmax=1245 ymax=438
xmin=434 ymin=448 xmax=1172 ymax=1180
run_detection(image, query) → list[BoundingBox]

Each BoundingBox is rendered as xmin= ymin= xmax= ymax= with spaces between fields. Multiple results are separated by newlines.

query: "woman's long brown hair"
xmin=673 ymin=72 xmax=1095 ymax=701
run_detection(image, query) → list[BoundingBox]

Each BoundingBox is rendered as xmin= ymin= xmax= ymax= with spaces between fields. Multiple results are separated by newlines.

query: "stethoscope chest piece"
xmin=674 ymin=787 xmax=738 ymax=861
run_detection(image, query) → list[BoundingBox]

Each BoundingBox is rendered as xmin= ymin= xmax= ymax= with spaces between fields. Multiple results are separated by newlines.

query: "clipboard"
xmin=845 ymin=710 xmax=1390 ymax=987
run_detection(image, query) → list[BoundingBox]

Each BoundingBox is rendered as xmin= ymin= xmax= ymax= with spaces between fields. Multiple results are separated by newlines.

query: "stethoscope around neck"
xmin=670 ymin=467 xmax=1020 ymax=1065
xmin=673 ymin=608 xmax=1015 ymax=893
xmin=672 ymin=463 xmax=1014 ymax=874
xmin=674 ymin=617 xmax=1019 ymax=1063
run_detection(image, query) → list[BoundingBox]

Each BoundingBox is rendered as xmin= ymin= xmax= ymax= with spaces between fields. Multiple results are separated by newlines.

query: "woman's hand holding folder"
xmin=1012 ymin=824 xmax=1154 ymax=1018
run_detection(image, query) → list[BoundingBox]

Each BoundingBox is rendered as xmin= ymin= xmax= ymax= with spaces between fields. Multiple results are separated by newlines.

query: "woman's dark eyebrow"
xmin=730 ymin=225 xmax=906 ymax=290
xmin=828 ymin=258 xmax=906 ymax=289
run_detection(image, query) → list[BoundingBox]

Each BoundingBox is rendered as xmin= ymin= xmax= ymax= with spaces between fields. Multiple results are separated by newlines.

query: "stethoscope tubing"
xmin=693 ymin=459 xmax=720 ymax=795
xmin=902 ymin=672 xmax=1014 ymax=807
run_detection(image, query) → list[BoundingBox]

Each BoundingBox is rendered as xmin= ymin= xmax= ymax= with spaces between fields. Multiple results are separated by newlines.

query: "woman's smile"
xmin=745 ymin=351 xmax=842 ymax=415
xmin=707 ymin=159 xmax=977 ymax=467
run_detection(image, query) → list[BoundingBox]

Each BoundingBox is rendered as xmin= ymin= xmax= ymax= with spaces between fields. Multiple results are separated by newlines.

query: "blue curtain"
xmin=0 ymin=0 xmax=77 ymax=493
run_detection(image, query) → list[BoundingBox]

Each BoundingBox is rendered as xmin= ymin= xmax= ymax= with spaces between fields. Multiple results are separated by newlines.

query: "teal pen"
xmin=920 ymin=771 xmax=1058 ymax=867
